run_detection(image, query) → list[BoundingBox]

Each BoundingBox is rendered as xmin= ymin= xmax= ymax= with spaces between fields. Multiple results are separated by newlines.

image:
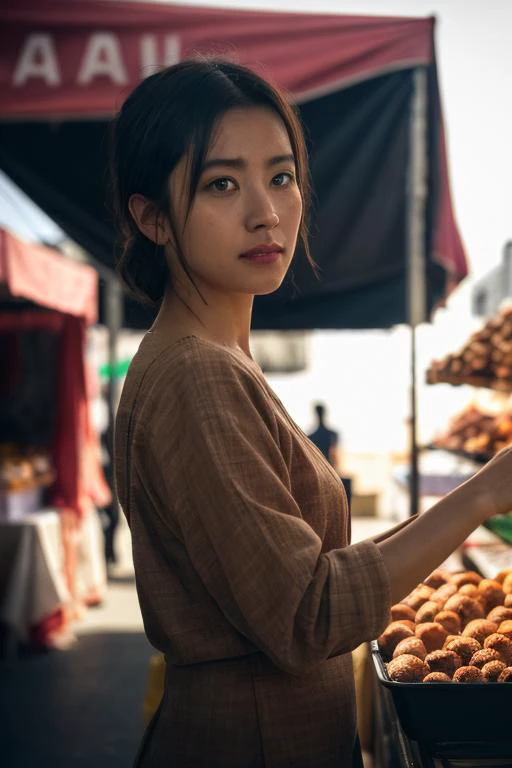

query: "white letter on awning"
xmin=78 ymin=33 xmax=128 ymax=85
xmin=140 ymin=35 xmax=180 ymax=78
xmin=13 ymin=34 xmax=61 ymax=86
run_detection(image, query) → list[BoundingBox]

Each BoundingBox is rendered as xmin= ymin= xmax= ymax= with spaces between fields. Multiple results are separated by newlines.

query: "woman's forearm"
xmin=372 ymin=514 xmax=419 ymax=544
xmin=376 ymin=480 xmax=487 ymax=604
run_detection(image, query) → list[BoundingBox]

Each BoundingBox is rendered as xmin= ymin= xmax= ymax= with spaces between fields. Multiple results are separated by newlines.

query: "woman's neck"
xmin=151 ymin=288 xmax=254 ymax=358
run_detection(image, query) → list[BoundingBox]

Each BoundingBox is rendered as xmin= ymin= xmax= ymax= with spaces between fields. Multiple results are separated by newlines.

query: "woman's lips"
xmin=240 ymin=250 xmax=282 ymax=264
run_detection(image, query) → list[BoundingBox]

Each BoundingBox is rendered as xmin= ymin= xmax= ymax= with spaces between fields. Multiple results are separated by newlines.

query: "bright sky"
xmin=1 ymin=0 xmax=511 ymax=453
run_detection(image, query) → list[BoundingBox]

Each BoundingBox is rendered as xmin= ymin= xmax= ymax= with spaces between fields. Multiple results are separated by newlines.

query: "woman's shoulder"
xmin=127 ymin=334 xmax=265 ymax=405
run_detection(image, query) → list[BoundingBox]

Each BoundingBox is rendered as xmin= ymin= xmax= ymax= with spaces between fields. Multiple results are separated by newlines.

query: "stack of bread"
xmin=378 ymin=568 xmax=512 ymax=683
xmin=433 ymin=403 xmax=512 ymax=457
xmin=426 ymin=305 xmax=512 ymax=390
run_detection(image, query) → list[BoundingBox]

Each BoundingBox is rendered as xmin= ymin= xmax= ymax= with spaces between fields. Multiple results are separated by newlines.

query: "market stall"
xmin=0 ymin=0 xmax=470 ymax=517
xmin=426 ymin=302 xmax=512 ymax=561
xmin=0 ymin=227 xmax=109 ymax=652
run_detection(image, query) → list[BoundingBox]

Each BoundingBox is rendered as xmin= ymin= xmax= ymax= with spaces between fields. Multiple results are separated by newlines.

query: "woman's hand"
xmin=377 ymin=445 xmax=512 ymax=603
xmin=467 ymin=444 xmax=512 ymax=520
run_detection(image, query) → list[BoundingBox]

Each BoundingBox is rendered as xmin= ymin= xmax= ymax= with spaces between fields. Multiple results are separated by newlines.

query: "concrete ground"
xmin=0 ymin=516 xmax=392 ymax=768
xmin=0 ymin=518 xmax=152 ymax=768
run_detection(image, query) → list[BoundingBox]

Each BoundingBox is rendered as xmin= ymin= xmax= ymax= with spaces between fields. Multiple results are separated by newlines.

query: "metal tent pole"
xmin=406 ymin=67 xmax=428 ymax=517
xmin=105 ymin=275 xmax=123 ymax=453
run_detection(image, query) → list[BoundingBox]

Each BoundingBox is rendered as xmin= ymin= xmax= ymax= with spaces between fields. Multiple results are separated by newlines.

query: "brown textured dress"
xmin=114 ymin=334 xmax=391 ymax=767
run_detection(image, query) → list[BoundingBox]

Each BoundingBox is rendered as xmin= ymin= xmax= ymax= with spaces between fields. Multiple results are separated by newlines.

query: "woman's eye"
xmin=272 ymin=172 xmax=294 ymax=187
xmin=207 ymin=178 xmax=235 ymax=193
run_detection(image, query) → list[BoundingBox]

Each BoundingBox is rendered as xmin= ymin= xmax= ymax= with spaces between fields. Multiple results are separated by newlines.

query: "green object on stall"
xmin=484 ymin=513 xmax=512 ymax=545
xmin=99 ymin=358 xmax=132 ymax=379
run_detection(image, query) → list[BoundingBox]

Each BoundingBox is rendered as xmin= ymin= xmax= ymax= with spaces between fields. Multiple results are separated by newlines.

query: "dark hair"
xmin=110 ymin=57 xmax=313 ymax=305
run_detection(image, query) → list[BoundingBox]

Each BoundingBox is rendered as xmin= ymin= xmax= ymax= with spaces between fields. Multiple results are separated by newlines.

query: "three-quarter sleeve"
xmin=145 ymin=341 xmax=390 ymax=674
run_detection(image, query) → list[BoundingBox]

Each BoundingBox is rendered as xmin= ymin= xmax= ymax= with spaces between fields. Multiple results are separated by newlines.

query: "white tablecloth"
xmin=0 ymin=510 xmax=70 ymax=641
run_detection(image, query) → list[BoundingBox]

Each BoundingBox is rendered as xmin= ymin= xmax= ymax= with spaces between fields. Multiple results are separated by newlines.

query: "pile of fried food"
xmin=378 ymin=568 xmax=512 ymax=683
xmin=426 ymin=304 xmax=512 ymax=389
xmin=433 ymin=402 xmax=512 ymax=458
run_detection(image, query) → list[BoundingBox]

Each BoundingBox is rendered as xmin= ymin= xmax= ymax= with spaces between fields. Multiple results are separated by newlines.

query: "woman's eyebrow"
xmin=201 ymin=154 xmax=295 ymax=172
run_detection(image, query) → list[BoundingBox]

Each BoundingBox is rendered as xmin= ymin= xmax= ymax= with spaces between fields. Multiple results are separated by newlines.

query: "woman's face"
xmin=167 ymin=106 xmax=303 ymax=299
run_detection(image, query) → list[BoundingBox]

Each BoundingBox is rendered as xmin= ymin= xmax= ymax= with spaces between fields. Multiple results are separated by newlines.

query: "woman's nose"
xmin=245 ymin=190 xmax=280 ymax=231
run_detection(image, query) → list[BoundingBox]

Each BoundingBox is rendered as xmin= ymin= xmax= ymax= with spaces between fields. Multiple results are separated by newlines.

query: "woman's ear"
xmin=128 ymin=194 xmax=170 ymax=245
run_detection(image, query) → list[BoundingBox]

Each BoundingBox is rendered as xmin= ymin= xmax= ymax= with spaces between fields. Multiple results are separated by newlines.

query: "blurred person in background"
xmin=111 ymin=58 xmax=512 ymax=768
xmin=307 ymin=401 xmax=342 ymax=471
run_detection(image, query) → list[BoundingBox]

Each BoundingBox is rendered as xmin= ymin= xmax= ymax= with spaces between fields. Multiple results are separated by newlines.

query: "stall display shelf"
xmin=424 ymin=443 xmax=491 ymax=466
xmin=463 ymin=526 xmax=512 ymax=578
xmin=426 ymin=370 xmax=512 ymax=392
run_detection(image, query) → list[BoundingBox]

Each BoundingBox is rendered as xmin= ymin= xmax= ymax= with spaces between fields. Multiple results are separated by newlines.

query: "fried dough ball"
xmin=416 ymin=622 xmax=448 ymax=653
xmin=453 ymin=666 xmax=484 ymax=682
xmin=484 ymin=633 xmax=512 ymax=665
xmin=378 ymin=622 xmax=415 ymax=659
xmin=434 ymin=610 xmax=461 ymax=635
xmin=424 ymin=672 xmax=451 ymax=682
xmin=394 ymin=620 xmax=416 ymax=631
xmin=392 ymin=636 xmax=427 ymax=661
xmin=444 ymin=636 xmax=481 ymax=665
xmin=402 ymin=585 xmax=435 ymax=610
xmin=423 ymin=569 xmax=451 ymax=589
xmin=495 ymin=569 xmax=512 ymax=585
xmin=469 ymin=648 xmax=504 ymax=668
xmin=462 ymin=619 xmax=498 ymax=645
xmin=458 ymin=584 xmax=480 ymax=600
xmin=430 ymin=582 xmax=457 ymax=605
xmin=424 ymin=649 xmax=462 ymax=677
xmin=498 ymin=667 xmax=512 ymax=682
xmin=478 ymin=579 xmax=505 ymax=612
xmin=482 ymin=660 xmax=506 ymax=682
xmin=487 ymin=606 xmax=512 ymax=625
xmin=505 ymin=594 xmax=512 ymax=608
xmin=444 ymin=594 xmax=484 ymax=627
xmin=503 ymin=574 xmax=512 ymax=595
xmin=497 ymin=620 xmax=512 ymax=640
xmin=387 ymin=654 xmax=429 ymax=682
xmin=390 ymin=604 xmax=417 ymax=623
xmin=452 ymin=571 xmax=482 ymax=588
xmin=415 ymin=600 xmax=443 ymax=624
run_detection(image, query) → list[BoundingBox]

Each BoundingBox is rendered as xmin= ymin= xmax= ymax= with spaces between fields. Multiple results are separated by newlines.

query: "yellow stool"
xmin=143 ymin=653 xmax=166 ymax=726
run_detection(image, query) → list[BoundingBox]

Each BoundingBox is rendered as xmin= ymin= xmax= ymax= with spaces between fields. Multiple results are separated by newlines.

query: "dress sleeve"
xmin=147 ymin=343 xmax=391 ymax=675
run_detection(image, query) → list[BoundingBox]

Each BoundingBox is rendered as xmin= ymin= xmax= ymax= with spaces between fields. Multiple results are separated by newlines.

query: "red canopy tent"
xmin=0 ymin=1 xmax=468 ymax=512
xmin=0 ymin=228 xmax=109 ymax=638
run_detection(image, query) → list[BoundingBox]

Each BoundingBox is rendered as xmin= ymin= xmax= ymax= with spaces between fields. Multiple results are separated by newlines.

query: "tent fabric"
xmin=0 ymin=0 xmax=467 ymax=331
xmin=0 ymin=227 xmax=98 ymax=324
xmin=1 ymin=1 xmax=433 ymax=115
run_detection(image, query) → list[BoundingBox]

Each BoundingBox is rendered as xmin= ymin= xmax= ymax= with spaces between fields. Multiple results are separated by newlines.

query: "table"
xmin=0 ymin=510 xmax=70 ymax=654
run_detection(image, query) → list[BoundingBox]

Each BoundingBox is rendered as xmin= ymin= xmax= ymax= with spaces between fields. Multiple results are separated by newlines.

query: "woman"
xmin=111 ymin=59 xmax=512 ymax=767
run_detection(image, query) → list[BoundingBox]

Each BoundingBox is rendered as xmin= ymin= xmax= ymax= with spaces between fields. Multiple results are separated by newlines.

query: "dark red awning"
xmin=0 ymin=1 xmax=468 ymax=319
xmin=1 ymin=1 xmax=434 ymax=116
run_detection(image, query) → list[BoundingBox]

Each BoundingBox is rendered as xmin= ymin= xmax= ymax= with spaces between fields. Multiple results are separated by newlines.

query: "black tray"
xmin=371 ymin=640 xmax=512 ymax=746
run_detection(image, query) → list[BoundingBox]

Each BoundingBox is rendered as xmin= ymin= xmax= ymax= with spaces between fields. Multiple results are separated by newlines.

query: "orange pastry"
xmin=434 ymin=610 xmax=461 ymax=635
xmin=424 ymin=649 xmax=461 ymax=677
xmin=462 ymin=619 xmax=498 ymax=645
xmin=453 ymin=666 xmax=484 ymax=682
xmin=387 ymin=654 xmax=429 ymax=683
xmin=415 ymin=622 xmax=448 ymax=653
xmin=392 ymin=637 xmax=427 ymax=661
xmin=444 ymin=594 xmax=484 ymax=627
xmin=444 ymin=636 xmax=481 ymax=665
